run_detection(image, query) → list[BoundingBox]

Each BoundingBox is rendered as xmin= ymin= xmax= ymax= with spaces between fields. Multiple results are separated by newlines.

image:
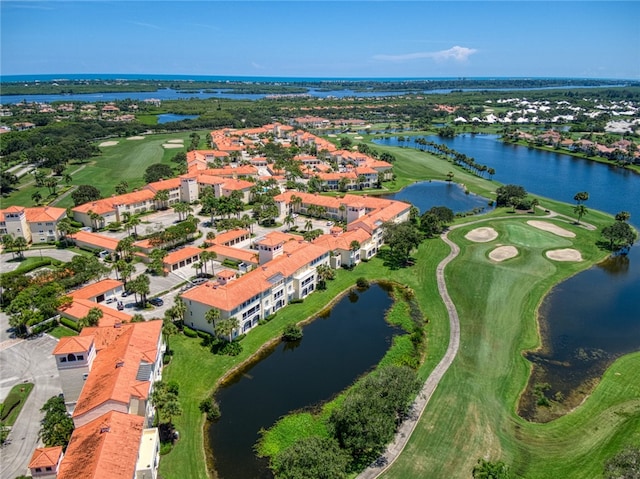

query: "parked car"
xmin=117 ymin=302 xmax=124 ymax=311
xmin=149 ymin=298 xmax=164 ymax=307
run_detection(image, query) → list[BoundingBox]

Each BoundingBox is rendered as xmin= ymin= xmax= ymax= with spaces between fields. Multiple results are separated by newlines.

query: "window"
xmin=77 ymin=355 xmax=84 ymax=360
xmin=60 ymin=357 xmax=67 ymax=363
xmin=67 ymin=353 xmax=76 ymax=362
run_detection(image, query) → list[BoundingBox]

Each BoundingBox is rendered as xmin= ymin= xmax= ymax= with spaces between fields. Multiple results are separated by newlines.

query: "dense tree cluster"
xmin=39 ymin=396 xmax=74 ymax=449
xmin=71 ymin=184 xmax=102 ymax=206
xmin=495 ymin=184 xmax=528 ymax=208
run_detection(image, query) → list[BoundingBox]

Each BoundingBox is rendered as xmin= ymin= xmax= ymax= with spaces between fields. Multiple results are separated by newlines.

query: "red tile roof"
xmin=57 ymin=411 xmax=143 ymax=479
xmin=28 ymin=446 xmax=63 ymax=469
xmin=69 ymin=279 xmax=123 ymax=300
xmin=52 ymin=335 xmax=94 ymax=355
xmin=69 ymin=231 xmax=120 ymax=251
xmin=73 ymin=321 xmax=162 ymax=419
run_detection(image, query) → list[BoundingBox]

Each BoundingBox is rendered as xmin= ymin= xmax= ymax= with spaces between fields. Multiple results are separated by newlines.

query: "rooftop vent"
xmin=115 ymin=360 xmax=125 ymax=368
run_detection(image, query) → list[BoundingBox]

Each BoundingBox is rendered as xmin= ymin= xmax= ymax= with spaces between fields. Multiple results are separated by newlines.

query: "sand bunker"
xmin=546 ymin=248 xmax=583 ymax=262
xmin=167 ymin=139 xmax=184 ymax=144
xmin=489 ymin=245 xmax=518 ymax=262
xmin=99 ymin=141 xmax=118 ymax=147
xmin=465 ymin=227 xmax=498 ymax=243
xmin=527 ymin=220 xmax=575 ymax=238
xmin=354 ymin=136 xmax=363 ymax=139
xmin=328 ymin=134 xmax=337 ymax=137
xmin=127 ymin=136 xmax=145 ymax=140
xmin=162 ymin=144 xmax=184 ymax=149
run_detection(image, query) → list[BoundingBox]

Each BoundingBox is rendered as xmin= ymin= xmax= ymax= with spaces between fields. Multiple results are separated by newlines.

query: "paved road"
xmin=0 ymin=249 xmax=79 ymax=273
xmin=0 ymin=333 xmax=61 ymax=479
xmin=357 ymin=230 xmax=462 ymax=479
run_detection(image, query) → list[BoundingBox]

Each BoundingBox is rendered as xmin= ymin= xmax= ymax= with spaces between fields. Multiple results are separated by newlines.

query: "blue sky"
xmin=1 ymin=1 xmax=639 ymax=79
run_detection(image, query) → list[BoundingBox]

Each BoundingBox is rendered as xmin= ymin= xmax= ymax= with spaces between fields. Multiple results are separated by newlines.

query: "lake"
xmin=156 ymin=113 xmax=199 ymax=124
xmin=384 ymin=180 xmax=492 ymax=214
xmin=375 ymin=134 xmax=640 ymax=417
xmin=208 ymin=284 xmax=399 ymax=479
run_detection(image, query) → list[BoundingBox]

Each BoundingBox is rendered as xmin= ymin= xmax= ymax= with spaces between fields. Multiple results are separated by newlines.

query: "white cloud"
xmin=127 ymin=21 xmax=161 ymax=30
xmin=374 ymin=46 xmax=478 ymax=62
xmin=251 ymin=62 xmax=265 ymax=70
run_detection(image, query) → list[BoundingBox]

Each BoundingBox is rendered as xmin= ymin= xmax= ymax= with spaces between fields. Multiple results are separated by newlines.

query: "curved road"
xmin=357 ymin=231 xmax=461 ymax=479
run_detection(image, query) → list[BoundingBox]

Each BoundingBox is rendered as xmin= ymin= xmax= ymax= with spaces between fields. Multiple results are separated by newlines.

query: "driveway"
xmin=0 ymin=332 xmax=61 ymax=479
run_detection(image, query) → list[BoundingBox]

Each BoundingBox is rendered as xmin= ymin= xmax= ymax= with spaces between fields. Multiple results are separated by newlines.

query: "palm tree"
xmin=304 ymin=219 xmax=313 ymax=232
xmin=574 ymin=204 xmax=588 ymax=224
xmin=2 ymin=235 xmax=15 ymax=259
xmin=573 ymin=191 xmax=589 ymax=205
xmin=205 ymin=308 xmax=220 ymax=326
xmin=284 ymin=214 xmax=294 ymax=230
xmin=154 ymin=189 xmax=170 ymax=210
xmin=200 ymin=250 xmax=217 ymax=276
xmin=128 ymin=215 xmax=141 ymax=237
xmin=31 ymin=190 xmax=43 ymax=205
xmin=530 ymin=198 xmax=540 ymax=213
xmin=88 ymin=210 xmax=103 ymax=231
xmin=63 ymin=173 xmax=73 ymax=185
xmin=13 ymin=237 xmax=28 ymax=258
xmin=174 ymin=202 xmax=192 ymax=222
xmin=214 ymin=317 xmax=239 ymax=341
xmin=79 ymin=307 xmax=103 ymax=329
xmin=615 ymin=211 xmax=630 ymax=223
xmin=446 ymin=171 xmax=454 ymax=182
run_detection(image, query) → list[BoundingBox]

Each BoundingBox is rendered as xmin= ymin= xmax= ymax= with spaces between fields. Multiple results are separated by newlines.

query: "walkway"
xmin=357 ymin=231 xmax=461 ymax=479
xmin=357 ymin=208 xmax=595 ymax=478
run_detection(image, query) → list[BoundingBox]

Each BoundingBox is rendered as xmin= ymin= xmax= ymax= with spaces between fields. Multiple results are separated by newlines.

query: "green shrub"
xmin=265 ymin=313 xmax=277 ymax=322
xmin=183 ymin=326 xmax=198 ymax=338
xmin=234 ymin=333 xmax=246 ymax=342
xmin=219 ymin=340 xmax=242 ymax=356
xmin=356 ymin=277 xmax=369 ymax=288
xmin=199 ymin=397 xmax=221 ymax=421
xmin=282 ymin=324 xmax=303 ymax=342
xmin=196 ymin=330 xmax=212 ymax=340
xmin=289 ymin=298 xmax=304 ymax=304
xmin=0 ymin=392 xmax=21 ymax=421
xmin=59 ymin=317 xmax=80 ymax=332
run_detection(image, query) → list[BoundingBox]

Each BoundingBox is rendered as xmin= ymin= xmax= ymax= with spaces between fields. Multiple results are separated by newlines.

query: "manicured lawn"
xmin=3 ymin=130 xmax=211 ymax=209
xmin=49 ymin=326 xmax=78 ymax=339
xmin=0 ymin=382 xmax=34 ymax=426
xmin=380 ymin=212 xmax=640 ymax=479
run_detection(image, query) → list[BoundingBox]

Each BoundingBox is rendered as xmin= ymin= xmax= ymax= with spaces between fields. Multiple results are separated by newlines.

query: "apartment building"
xmin=0 ymin=205 xmax=66 ymax=244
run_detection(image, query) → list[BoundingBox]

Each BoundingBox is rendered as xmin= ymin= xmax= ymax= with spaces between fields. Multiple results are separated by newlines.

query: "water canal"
xmin=374 ymin=134 xmax=640 ymax=418
xmin=208 ymin=284 xmax=400 ymax=479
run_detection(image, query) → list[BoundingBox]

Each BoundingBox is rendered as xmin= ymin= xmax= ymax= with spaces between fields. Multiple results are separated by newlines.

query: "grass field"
xmin=0 ymin=382 xmax=35 ymax=426
xmin=379 ymin=209 xmax=640 ymax=478
xmin=3 ymin=130 xmax=211 ymax=209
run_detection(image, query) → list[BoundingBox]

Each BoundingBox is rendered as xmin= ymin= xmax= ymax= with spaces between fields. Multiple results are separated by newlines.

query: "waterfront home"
xmin=0 ymin=205 xmax=66 ymax=244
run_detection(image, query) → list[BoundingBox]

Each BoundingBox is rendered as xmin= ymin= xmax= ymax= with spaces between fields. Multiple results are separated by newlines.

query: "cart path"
xmin=357 ymin=230 xmax=461 ymax=479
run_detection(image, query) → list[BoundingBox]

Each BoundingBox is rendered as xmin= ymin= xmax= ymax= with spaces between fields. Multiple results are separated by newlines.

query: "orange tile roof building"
xmin=0 ymin=205 xmax=66 ymax=244
xmin=28 ymin=446 xmax=64 ymax=478
xmin=44 ymin=320 xmax=164 ymax=479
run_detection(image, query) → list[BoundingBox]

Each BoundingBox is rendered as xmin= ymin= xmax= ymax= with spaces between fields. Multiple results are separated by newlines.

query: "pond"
xmin=384 ymin=180 xmax=492 ymax=214
xmin=208 ymin=284 xmax=400 ymax=479
xmin=157 ymin=113 xmax=199 ymax=124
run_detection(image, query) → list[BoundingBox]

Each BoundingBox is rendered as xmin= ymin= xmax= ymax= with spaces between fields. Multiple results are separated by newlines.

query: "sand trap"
xmin=546 ymin=248 xmax=582 ymax=262
xmin=489 ymin=245 xmax=518 ymax=262
xmin=162 ymin=144 xmax=184 ymax=149
xmin=465 ymin=227 xmax=498 ymax=243
xmin=328 ymin=134 xmax=337 ymax=137
xmin=99 ymin=141 xmax=118 ymax=147
xmin=354 ymin=136 xmax=363 ymax=139
xmin=167 ymin=139 xmax=184 ymax=143
xmin=527 ymin=220 xmax=575 ymax=238
xmin=127 ymin=136 xmax=145 ymax=140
